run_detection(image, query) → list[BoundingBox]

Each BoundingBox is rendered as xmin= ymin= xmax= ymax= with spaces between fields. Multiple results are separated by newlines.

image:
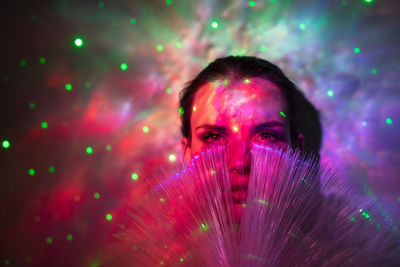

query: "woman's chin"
xmin=233 ymin=202 xmax=245 ymax=223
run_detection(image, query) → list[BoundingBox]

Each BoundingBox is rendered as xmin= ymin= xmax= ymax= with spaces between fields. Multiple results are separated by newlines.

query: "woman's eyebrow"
xmin=252 ymin=121 xmax=285 ymax=132
xmin=195 ymin=124 xmax=228 ymax=133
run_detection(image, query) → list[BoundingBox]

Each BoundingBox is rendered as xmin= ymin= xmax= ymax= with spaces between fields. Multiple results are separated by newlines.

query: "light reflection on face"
xmin=181 ymin=77 xmax=295 ymax=221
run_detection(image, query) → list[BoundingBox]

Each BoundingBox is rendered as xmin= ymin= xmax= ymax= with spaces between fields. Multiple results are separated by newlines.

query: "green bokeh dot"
xmin=48 ymin=166 xmax=55 ymax=173
xmin=46 ymin=237 xmax=53 ymax=244
xmin=41 ymin=121 xmax=48 ymax=129
xmin=29 ymin=169 xmax=35 ymax=176
xmin=120 ymin=63 xmax=128 ymax=71
xmin=67 ymin=234 xmax=73 ymax=241
xmin=39 ymin=57 xmax=46 ymax=64
xmin=65 ymin=83 xmax=72 ymax=91
xmin=20 ymin=59 xmax=27 ymax=67
xmin=211 ymin=21 xmax=219 ymax=29
xmin=86 ymin=146 xmax=93 ymax=154
xmin=2 ymin=140 xmax=10 ymax=149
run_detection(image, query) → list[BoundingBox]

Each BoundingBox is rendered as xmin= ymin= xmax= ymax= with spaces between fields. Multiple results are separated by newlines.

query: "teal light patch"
xmin=386 ymin=118 xmax=392 ymax=125
xmin=280 ymin=111 xmax=286 ymax=117
xmin=39 ymin=57 xmax=46 ymax=64
xmin=327 ymin=90 xmax=334 ymax=97
xmin=371 ymin=68 xmax=377 ymax=74
xmin=299 ymin=23 xmax=306 ymax=30
xmin=249 ymin=1 xmax=255 ymax=7
xmin=120 ymin=63 xmax=128 ymax=71
xmin=259 ymin=45 xmax=266 ymax=52
xmin=354 ymin=47 xmax=360 ymax=54
xmin=2 ymin=140 xmax=10 ymax=149
xmin=29 ymin=169 xmax=35 ymax=176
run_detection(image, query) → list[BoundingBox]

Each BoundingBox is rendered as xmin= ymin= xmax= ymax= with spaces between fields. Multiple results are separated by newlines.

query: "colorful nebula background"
xmin=1 ymin=0 xmax=400 ymax=266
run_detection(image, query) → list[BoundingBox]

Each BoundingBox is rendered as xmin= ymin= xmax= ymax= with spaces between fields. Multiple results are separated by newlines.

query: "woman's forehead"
xmin=191 ymin=77 xmax=287 ymax=126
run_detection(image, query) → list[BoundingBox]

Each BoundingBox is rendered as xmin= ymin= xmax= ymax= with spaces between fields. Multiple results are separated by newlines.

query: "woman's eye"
xmin=200 ymin=132 xmax=224 ymax=144
xmin=254 ymin=131 xmax=283 ymax=144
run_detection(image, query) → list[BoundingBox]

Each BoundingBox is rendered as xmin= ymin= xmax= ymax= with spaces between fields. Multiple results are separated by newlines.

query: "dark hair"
xmin=179 ymin=56 xmax=322 ymax=154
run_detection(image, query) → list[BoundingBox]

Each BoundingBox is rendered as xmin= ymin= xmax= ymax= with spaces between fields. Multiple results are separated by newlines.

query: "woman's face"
xmin=181 ymin=77 xmax=302 ymax=219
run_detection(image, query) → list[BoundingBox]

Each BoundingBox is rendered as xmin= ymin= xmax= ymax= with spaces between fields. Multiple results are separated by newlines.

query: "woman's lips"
xmin=229 ymin=173 xmax=249 ymax=203
xmin=231 ymin=190 xmax=248 ymax=203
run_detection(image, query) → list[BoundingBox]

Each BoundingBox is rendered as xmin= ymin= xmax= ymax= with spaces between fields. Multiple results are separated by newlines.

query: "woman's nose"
xmin=228 ymin=141 xmax=251 ymax=175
